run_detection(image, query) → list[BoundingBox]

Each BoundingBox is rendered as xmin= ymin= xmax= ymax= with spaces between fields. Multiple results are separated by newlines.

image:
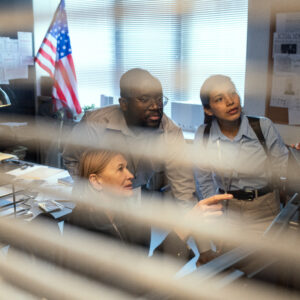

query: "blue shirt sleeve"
xmin=260 ymin=117 xmax=289 ymax=179
xmin=194 ymin=125 xmax=218 ymax=200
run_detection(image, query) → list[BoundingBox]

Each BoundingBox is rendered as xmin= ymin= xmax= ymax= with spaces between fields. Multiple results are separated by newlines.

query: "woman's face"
xmin=90 ymin=154 xmax=134 ymax=196
xmin=204 ymin=80 xmax=241 ymax=123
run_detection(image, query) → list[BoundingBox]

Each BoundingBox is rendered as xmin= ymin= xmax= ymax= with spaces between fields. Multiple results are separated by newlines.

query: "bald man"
xmin=63 ymin=68 xmax=199 ymax=203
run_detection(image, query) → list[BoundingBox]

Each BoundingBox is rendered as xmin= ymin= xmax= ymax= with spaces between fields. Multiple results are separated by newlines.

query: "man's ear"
xmin=119 ymin=97 xmax=128 ymax=112
xmin=89 ymin=174 xmax=103 ymax=191
xmin=204 ymin=107 xmax=213 ymax=116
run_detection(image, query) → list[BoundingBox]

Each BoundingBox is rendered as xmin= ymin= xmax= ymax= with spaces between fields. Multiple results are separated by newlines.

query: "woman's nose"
xmin=126 ymin=169 xmax=134 ymax=180
xmin=225 ymin=94 xmax=234 ymax=105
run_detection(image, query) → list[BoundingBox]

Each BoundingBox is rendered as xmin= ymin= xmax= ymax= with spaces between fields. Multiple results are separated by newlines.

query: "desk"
xmin=0 ymin=159 xmax=74 ymax=221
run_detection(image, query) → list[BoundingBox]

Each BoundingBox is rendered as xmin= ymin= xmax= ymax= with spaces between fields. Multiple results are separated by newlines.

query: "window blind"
xmin=117 ymin=0 xmax=179 ymax=116
xmin=182 ymin=0 xmax=248 ymax=104
xmin=64 ymin=0 xmax=248 ymax=115
xmin=66 ymin=0 xmax=116 ymax=108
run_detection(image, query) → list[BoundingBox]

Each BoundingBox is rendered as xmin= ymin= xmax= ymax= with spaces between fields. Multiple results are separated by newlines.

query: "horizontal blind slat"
xmin=62 ymin=0 xmax=248 ymax=114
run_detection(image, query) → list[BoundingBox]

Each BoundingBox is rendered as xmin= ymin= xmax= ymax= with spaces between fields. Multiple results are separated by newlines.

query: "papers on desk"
xmin=57 ymin=175 xmax=74 ymax=186
xmin=0 ymin=122 xmax=27 ymax=127
xmin=0 ymin=206 xmax=26 ymax=217
xmin=8 ymin=166 xmax=65 ymax=180
xmin=29 ymin=199 xmax=75 ymax=220
xmin=3 ymin=162 xmax=73 ymax=220
xmin=0 ymin=193 xmax=31 ymax=207
xmin=0 ymin=152 xmax=17 ymax=161
xmin=0 ymin=192 xmax=32 ymax=218
xmin=50 ymin=204 xmax=75 ymax=219
xmin=0 ymin=184 xmax=23 ymax=198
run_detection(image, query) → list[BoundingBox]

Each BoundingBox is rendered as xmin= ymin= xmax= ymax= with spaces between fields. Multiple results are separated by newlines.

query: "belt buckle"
xmin=244 ymin=188 xmax=255 ymax=201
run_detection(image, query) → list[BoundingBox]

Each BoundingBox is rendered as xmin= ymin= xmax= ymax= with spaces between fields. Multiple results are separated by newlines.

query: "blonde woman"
xmin=69 ymin=149 xmax=232 ymax=261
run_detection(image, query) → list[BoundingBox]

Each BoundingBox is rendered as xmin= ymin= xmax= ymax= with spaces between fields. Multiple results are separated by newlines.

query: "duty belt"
xmin=219 ymin=186 xmax=272 ymax=201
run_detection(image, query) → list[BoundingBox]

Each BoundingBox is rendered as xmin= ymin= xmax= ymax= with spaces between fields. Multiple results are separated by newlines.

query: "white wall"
xmin=244 ymin=0 xmax=300 ymax=144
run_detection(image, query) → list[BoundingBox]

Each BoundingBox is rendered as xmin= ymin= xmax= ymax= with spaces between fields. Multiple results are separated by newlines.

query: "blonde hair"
xmin=79 ymin=149 xmax=118 ymax=179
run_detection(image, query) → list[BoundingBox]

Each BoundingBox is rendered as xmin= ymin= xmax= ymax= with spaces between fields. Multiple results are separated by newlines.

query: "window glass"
xmin=66 ymin=0 xmax=115 ymax=108
xmin=59 ymin=0 xmax=248 ymax=116
xmin=182 ymin=0 xmax=248 ymax=104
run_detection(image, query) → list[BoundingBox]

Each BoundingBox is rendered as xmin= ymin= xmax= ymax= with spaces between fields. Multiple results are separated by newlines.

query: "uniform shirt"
xmin=62 ymin=105 xmax=196 ymax=205
xmin=194 ymin=114 xmax=289 ymax=199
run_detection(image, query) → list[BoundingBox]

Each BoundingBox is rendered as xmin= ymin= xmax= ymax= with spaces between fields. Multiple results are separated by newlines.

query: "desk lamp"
xmin=0 ymin=87 xmax=11 ymax=108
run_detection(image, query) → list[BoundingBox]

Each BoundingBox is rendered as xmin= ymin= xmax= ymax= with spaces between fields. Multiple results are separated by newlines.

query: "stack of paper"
xmin=0 ymin=152 xmax=17 ymax=162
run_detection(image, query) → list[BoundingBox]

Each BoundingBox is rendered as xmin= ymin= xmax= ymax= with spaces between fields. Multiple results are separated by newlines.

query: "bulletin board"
xmin=0 ymin=32 xmax=34 ymax=85
xmin=266 ymin=1 xmax=300 ymax=125
xmin=0 ymin=0 xmax=37 ymax=162
xmin=0 ymin=0 xmax=35 ymax=117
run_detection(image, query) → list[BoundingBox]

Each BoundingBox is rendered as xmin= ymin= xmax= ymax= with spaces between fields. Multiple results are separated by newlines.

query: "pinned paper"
xmin=18 ymin=32 xmax=34 ymax=66
xmin=0 ymin=32 xmax=34 ymax=84
xmin=288 ymin=108 xmax=300 ymax=125
xmin=271 ymin=32 xmax=300 ymax=109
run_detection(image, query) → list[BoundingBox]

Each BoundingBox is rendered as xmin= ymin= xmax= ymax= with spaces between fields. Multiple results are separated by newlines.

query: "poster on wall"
xmin=276 ymin=12 xmax=300 ymax=32
xmin=0 ymin=32 xmax=33 ymax=85
xmin=270 ymin=30 xmax=300 ymax=124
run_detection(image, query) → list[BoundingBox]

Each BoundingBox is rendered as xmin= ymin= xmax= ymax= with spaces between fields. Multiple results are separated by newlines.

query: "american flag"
xmin=35 ymin=0 xmax=82 ymax=116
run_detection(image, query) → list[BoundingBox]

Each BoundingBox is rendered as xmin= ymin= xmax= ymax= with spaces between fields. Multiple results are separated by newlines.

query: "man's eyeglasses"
xmin=135 ymin=95 xmax=169 ymax=108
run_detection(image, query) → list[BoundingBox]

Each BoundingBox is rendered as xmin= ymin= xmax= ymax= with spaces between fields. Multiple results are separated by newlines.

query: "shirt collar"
xmin=104 ymin=106 xmax=133 ymax=136
xmin=209 ymin=113 xmax=254 ymax=142
xmin=237 ymin=113 xmax=255 ymax=140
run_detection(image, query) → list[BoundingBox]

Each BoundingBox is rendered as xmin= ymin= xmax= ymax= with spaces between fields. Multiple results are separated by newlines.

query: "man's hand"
xmin=191 ymin=194 xmax=233 ymax=217
xmin=174 ymin=194 xmax=233 ymax=242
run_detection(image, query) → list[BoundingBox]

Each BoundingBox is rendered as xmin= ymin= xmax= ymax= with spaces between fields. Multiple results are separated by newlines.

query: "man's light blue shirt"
xmin=194 ymin=114 xmax=289 ymax=199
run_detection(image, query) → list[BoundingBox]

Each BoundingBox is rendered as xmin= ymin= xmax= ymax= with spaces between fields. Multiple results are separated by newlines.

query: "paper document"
xmin=0 ymin=32 xmax=33 ymax=82
xmin=271 ymin=32 xmax=300 ymax=109
xmin=0 ymin=153 xmax=17 ymax=161
xmin=0 ymin=185 xmax=23 ymax=198
xmin=18 ymin=32 xmax=34 ymax=66
xmin=0 ymin=206 xmax=25 ymax=217
xmin=0 ymin=122 xmax=27 ymax=127
xmin=277 ymin=13 xmax=300 ymax=32
xmin=10 ymin=166 xmax=64 ymax=180
xmin=288 ymin=108 xmax=300 ymax=124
